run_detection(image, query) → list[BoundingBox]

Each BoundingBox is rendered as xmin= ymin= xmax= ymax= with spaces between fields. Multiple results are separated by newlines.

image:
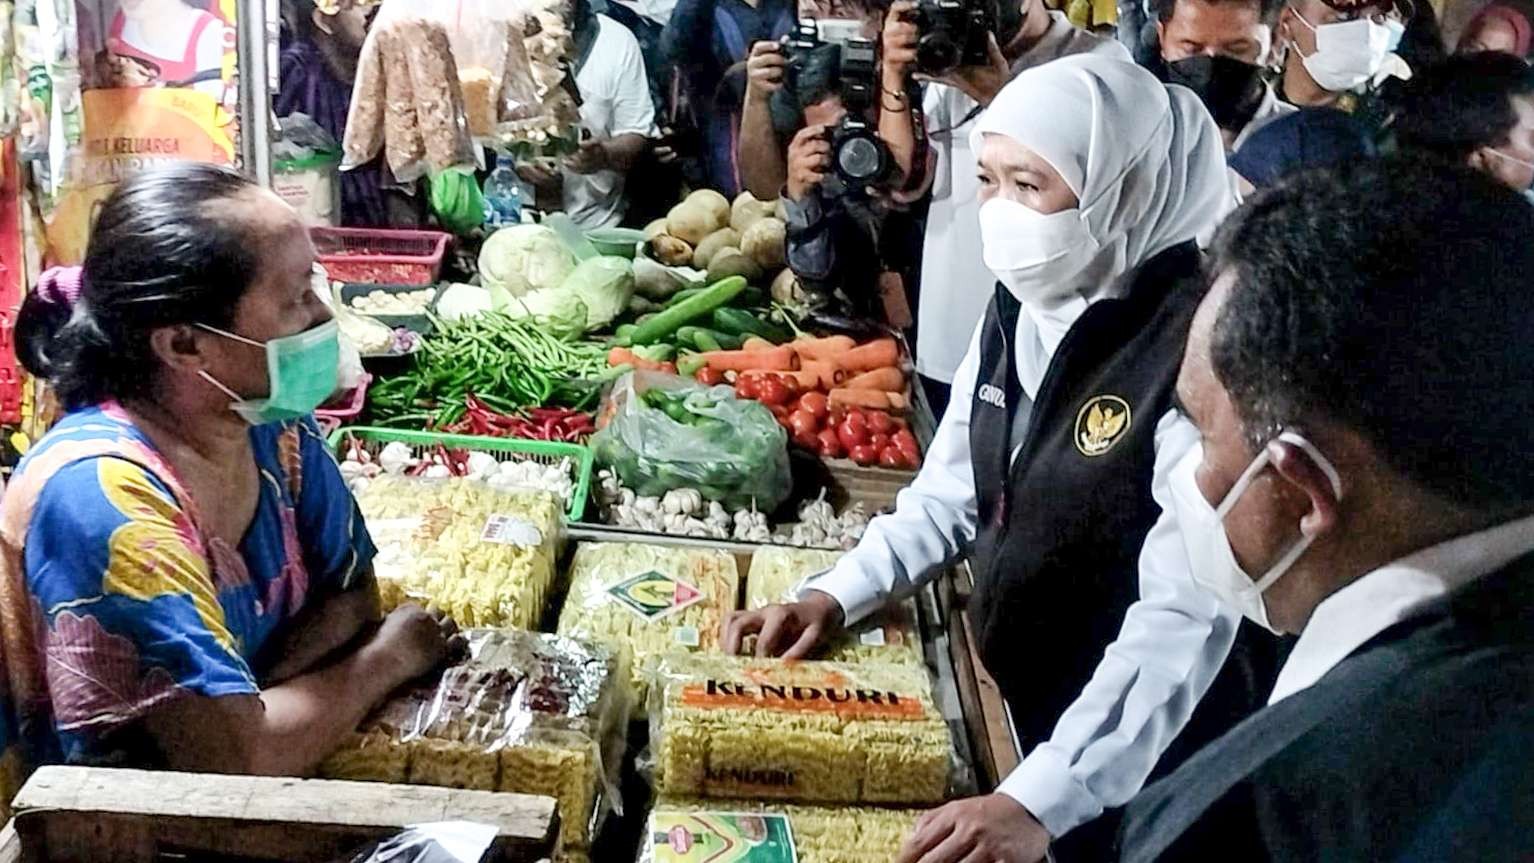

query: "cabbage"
xmin=479 ymin=224 xmax=577 ymax=297
xmin=561 ymin=256 xmax=635 ymax=331
xmin=501 ymin=256 xmax=634 ymax=335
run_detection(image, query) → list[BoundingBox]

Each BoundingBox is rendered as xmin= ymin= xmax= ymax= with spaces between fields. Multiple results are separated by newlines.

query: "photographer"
xmin=737 ymin=5 xmax=886 ymax=199
xmin=780 ymin=89 xmax=884 ymax=307
xmin=877 ymin=0 xmax=1125 ymax=415
xmin=662 ymin=0 xmax=796 ymax=196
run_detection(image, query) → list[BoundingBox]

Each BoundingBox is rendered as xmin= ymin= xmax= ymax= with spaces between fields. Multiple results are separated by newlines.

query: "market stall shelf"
xmin=0 ymin=766 xmax=559 ymax=862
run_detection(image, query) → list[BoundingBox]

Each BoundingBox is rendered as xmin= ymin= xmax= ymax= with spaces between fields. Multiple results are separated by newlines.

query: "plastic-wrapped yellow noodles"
xmin=744 ymin=547 xmax=924 ymax=667
xmin=356 ymin=476 xmax=563 ymax=629
xmin=638 ymin=799 xmax=923 ymax=863
xmin=556 ymin=542 xmax=740 ymax=701
xmin=651 ymin=654 xmax=952 ymax=805
xmin=317 ymin=630 xmax=625 ymax=856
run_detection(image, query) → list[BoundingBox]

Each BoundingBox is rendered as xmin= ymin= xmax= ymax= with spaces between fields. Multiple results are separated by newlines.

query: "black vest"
xmin=966 ymin=242 xmax=1276 ymax=758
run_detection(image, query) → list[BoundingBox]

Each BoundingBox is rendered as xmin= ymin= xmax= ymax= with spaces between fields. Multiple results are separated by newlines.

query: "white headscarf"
xmin=970 ymin=55 xmax=1231 ymax=351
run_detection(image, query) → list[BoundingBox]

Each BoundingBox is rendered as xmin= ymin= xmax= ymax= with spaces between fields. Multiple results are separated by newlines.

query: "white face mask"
xmin=1291 ymin=11 xmax=1394 ymax=93
xmin=1168 ymin=430 xmax=1343 ymax=633
xmin=1486 ymin=148 xmax=1534 ymax=194
xmin=978 ymin=198 xmax=1100 ymax=306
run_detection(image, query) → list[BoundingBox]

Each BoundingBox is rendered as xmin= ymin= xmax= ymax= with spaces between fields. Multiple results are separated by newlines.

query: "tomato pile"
xmin=734 ymin=373 xmax=921 ymax=470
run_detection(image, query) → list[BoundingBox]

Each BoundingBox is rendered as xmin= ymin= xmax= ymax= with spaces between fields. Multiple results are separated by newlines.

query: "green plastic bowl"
xmin=585 ymin=227 xmax=647 ymax=259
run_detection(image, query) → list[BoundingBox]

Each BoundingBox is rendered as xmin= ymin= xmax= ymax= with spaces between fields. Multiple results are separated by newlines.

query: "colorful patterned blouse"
xmin=0 ymin=403 xmax=375 ymax=815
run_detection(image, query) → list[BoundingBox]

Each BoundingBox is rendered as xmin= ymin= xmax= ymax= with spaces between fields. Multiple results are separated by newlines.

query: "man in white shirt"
xmin=1120 ymin=156 xmax=1534 ymax=862
xmin=519 ymin=5 xmax=659 ymax=228
xmin=873 ymin=0 xmax=1128 ymax=412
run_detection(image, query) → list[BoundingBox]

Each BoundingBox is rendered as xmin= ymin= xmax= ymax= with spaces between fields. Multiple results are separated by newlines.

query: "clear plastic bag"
xmin=353 ymin=477 xmax=565 ymax=629
xmin=648 ymin=654 xmax=955 ymax=806
xmin=555 ymin=541 xmax=740 ymax=703
xmin=744 ymin=547 xmax=925 ymax=668
xmin=344 ymin=0 xmax=476 ymax=181
xmin=346 ymin=822 xmax=498 ymax=863
xmin=591 ymin=371 xmax=792 ymax=512
xmin=321 ymin=630 xmax=630 ymax=858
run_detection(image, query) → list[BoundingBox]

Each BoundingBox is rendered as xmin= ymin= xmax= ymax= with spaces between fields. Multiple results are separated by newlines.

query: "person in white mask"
xmin=1119 ymin=155 xmax=1534 ymax=863
xmin=725 ymin=55 xmax=1276 ymax=863
xmin=1273 ymin=0 xmax=1409 ymax=121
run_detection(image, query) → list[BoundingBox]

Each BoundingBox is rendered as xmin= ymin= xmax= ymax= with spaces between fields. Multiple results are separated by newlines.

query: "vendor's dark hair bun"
xmin=15 ymin=163 xmax=263 ymax=409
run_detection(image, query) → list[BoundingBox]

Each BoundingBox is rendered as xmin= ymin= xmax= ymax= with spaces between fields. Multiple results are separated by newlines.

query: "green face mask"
xmin=198 ymin=320 xmax=340 ymax=425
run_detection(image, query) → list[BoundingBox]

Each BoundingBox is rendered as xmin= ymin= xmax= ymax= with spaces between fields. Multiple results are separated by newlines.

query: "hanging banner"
xmin=41 ymin=0 xmax=239 ymax=264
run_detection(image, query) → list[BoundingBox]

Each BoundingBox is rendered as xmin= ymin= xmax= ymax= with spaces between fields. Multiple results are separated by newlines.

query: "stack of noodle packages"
xmin=744 ymin=547 xmax=924 ymax=667
xmin=557 ymin=542 xmax=740 ymax=702
xmin=320 ymin=629 xmax=628 ymax=861
xmin=354 ymin=476 xmax=563 ymax=629
xmin=650 ymin=654 xmax=953 ymax=805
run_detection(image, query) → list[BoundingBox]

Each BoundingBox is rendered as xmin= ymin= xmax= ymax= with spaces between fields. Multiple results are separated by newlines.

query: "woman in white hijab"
xmin=727 ymin=55 xmax=1264 ymax=863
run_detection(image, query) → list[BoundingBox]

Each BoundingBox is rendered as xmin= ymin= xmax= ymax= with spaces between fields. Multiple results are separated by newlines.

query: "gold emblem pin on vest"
xmin=1075 ymin=395 xmax=1132 ymax=457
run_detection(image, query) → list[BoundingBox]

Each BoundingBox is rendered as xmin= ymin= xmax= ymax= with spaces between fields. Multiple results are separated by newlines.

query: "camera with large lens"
xmin=825 ymin=37 xmax=889 ymax=189
xmin=910 ymin=0 xmax=995 ymax=76
xmin=773 ymin=22 xmax=891 ymax=193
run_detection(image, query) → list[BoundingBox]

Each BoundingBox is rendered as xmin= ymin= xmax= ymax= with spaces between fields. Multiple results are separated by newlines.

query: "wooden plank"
xmin=11 ymin=767 xmax=558 ymax=863
xmin=939 ymin=564 xmax=1018 ymax=790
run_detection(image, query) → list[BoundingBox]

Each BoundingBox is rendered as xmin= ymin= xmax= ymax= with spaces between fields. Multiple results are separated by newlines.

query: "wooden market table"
xmin=0 ymin=767 xmax=560 ymax=863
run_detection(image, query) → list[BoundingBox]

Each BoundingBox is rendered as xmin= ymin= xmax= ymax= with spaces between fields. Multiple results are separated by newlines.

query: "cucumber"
xmin=712 ymin=308 xmax=792 ymax=343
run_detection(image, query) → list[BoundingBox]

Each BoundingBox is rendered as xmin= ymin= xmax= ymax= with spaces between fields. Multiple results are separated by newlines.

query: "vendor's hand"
xmin=786 ymin=124 xmax=832 ymax=202
xmin=370 ymin=604 xmax=464 ymax=681
xmin=925 ymin=33 xmax=1011 ymax=107
xmin=722 ymin=589 xmax=844 ymax=658
xmin=516 ymin=160 xmax=561 ymax=193
xmin=883 ymin=0 xmax=921 ymax=83
xmin=565 ymin=138 xmax=611 ymax=175
xmin=746 ymin=41 xmax=787 ymax=101
xmin=896 ymin=795 xmax=1052 ymax=863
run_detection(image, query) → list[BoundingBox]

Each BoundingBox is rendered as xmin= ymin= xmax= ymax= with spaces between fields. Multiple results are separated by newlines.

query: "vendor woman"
xmin=726 ymin=55 xmax=1276 ymax=862
xmin=0 ymin=164 xmax=459 ymax=815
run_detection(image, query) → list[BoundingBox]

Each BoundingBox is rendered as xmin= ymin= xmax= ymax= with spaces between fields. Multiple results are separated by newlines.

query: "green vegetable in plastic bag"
xmin=591 ymin=371 xmax=792 ymax=511
xmin=429 ymin=169 xmax=487 ymax=236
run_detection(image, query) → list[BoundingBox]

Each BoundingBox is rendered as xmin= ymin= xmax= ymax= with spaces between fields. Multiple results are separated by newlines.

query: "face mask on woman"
xmin=197 ymin=320 xmax=341 ymax=425
xmin=978 ymin=197 xmax=1100 ymax=306
xmin=1290 ymin=10 xmax=1395 ymax=93
xmin=1167 ymin=430 xmax=1342 ymax=633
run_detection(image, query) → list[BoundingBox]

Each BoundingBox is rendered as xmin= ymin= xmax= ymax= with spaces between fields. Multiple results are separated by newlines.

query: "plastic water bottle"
xmin=483 ymin=154 xmax=523 ymax=228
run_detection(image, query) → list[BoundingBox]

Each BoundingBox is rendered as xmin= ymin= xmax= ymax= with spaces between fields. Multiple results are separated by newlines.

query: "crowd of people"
xmin=0 ymin=0 xmax=1529 ymax=861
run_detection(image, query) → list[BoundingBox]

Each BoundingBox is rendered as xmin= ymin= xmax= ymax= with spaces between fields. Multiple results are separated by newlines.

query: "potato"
xmin=667 ymin=202 xmax=716 ymax=246
xmin=643 ymin=218 xmax=669 ymax=240
xmin=648 ymin=234 xmax=695 ymax=267
xmin=741 ymin=217 xmax=786 ymax=269
xmin=770 ymin=267 xmax=804 ymax=305
xmin=684 ymin=189 xmax=731 ymax=232
xmin=730 ymin=191 xmax=778 ymax=234
xmin=707 ymin=248 xmax=763 ymax=283
xmin=692 ymin=227 xmax=742 ymax=270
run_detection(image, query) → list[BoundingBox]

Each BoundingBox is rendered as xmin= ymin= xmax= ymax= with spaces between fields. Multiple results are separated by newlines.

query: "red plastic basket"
xmin=311 ymin=228 xmax=450 ymax=286
xmin=316 ymin=374 xmax=371 ymax=425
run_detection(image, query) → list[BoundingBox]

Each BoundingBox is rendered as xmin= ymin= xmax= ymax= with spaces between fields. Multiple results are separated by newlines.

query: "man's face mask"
xmin=1168 ymin=430 xmax=1343 ymax=633
xmin=1163 ymin=55 xmax=1268 ymax=132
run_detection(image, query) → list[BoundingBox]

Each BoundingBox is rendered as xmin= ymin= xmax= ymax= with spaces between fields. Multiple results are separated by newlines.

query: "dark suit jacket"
xmin=1119 ymin=551 xmax=1534 ymax=863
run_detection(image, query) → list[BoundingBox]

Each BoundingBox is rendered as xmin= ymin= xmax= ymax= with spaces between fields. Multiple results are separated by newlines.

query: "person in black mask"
xmin=1150 ymin=0 xmax=1291 ymax=151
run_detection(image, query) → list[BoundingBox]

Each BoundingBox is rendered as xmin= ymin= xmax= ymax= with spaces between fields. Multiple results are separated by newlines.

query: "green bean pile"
xmin=368 ymin=313 xmax=612 ymax=427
